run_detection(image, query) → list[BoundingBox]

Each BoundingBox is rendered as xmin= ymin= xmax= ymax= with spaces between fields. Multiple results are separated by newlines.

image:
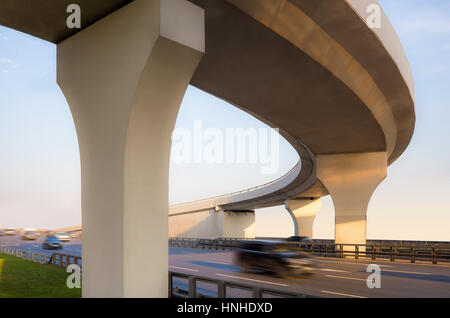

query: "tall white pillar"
xmin=57 ymin=0 xmax=204 ymax=297
xmin=317 ymin=152 xmax=387 ymax=247
xmin=285 ymin=199 xmax=321 ymax=238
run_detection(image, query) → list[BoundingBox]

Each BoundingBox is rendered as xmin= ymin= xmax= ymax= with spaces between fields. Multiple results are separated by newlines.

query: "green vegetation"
xmin=0 ymin=253 xmax=81 ymax=298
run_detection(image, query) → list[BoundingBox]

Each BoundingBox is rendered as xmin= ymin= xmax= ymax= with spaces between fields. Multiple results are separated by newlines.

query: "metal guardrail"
xmin=49 ymin=252 xmax=82 ymax=268
xmin=368 ymin=239 xmax=450 ymax=246
xmin=169 ymin=238 xmax=450 ymax=265
xmin=169 ymin=271 xmax=314 ymax=298
xmin=0 ymin=246 xmax=51 ymax=264
xmin=169 ymin=237 xmax=253 ymax=250
xmin=0 ymin=246 xmax=81 ymax=268
xmin=285 ymin=242 xmax=450 ymax=265
xmin=169 ymin=237 xmax=201 ymax=248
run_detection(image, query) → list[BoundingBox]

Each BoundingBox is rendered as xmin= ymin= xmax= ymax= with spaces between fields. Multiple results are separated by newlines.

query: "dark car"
xmin=286 ymin=236 xmax=313 ymax=249
xmin=42 ymin=234 xmax=63 ymax=250
xmin=286 ymin=236 xmax=311 ymax=242
xmin=233 ymin=240 xmax=316 ymax=278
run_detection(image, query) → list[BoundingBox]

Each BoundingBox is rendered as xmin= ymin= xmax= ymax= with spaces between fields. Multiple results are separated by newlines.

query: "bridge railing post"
xmin=168 ymin=272 xmax=173 ymax=297
xmin=389 ymin=247 xmax=393 ymax=262
xmin=432 ymin=248 xmax=437 ymax=265
xmin=217 ymin=280 xmax=226 ymax=298
xmin=252 ymin=286 xmax=263 ymax=298
xmin=188 ymin=276 xmax=196 ymax=298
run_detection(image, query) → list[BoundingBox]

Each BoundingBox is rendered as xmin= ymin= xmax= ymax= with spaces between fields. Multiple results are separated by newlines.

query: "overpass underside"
xmin=0 ymin=0 xmax=415 ymax=297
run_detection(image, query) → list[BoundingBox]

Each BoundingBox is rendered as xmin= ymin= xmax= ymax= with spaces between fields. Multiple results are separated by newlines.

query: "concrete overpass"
xmin=168 ymin=0 xmax=415 ymax=241
xmin=0 ymin=0 xmax=415 ymax=297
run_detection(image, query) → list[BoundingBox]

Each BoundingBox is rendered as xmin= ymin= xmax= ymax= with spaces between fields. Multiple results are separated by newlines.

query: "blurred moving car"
xmin=21 ymin=229 xmax=39 ymax=240
xmin=55 ymin=232 xmax=70 ymax=242
xmin=233 ymin=240 xmax=316 ymax=278
xmin=286 ymin=236 xmax=311 ymax=242
xmin=0 ymin=230 xmax=4 ymax=236
xmin=286 ymin=236 xmax=313 ymax=248
xmin=4 ymin=228 xmax=16 ymax=236
xmin=68 ymin=231 xmax=80 ymax=239
xmin=42 ymin=234 xmax=63 ymax=250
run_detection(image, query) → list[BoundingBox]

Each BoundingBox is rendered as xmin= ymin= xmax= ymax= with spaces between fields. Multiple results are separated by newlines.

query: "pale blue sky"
xmin=0 ymin=1 xmax=449 ymax=240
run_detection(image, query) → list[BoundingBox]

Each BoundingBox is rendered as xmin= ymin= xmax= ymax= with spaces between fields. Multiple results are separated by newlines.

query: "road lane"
xmin=320 ymin=290 xmax=367 ymax=298
xmin=169 ymin=265 xmax=199 ymax=272
xmin=324 ymin=274 xmax=367 ymax=281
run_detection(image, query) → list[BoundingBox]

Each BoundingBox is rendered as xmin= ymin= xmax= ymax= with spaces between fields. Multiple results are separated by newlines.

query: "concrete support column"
xmin=221 ymin=211 xmax=256 ymax=239
xmin=317 ymin=152 xmax=387 ymax=246
xmin=285 ymin=199 xmax=321 ymax=238
xmin=57 ymin=0 xmax=204 ymax=297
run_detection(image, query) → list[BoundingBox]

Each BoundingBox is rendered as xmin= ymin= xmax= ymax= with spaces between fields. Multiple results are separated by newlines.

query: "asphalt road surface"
xmin=1 ymin=236 xmax=448 ymax=297
xmin=168 ymin=248 xmax=450 ymax=298
xmin=0 ymin=234 xmax=81 ymax=257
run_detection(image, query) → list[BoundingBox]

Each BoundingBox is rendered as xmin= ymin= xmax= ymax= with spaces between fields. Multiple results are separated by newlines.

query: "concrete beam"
xmin=285 ymin=198 xmax=321 ymax=238
xmin=169 ymin=209 xmax=221 ymax=239
xmin=317 ymin=152 xmax=387 ymax=246
xmin=57 ymin=0 xmax=204 ymax=297
xmin=169 ymin=210 xmax=255 ymax=239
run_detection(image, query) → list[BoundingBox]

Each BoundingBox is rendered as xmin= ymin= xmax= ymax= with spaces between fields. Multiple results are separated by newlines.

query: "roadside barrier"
xmin=169 ymin=271 xmax=315 ymax=298
xmin=169 ymin=238 xmax=450 ymax=265
xmin=0 ymin=246 xmax=51 ymax=264
xmin=0 ymin=246 xmax=81 ymax=268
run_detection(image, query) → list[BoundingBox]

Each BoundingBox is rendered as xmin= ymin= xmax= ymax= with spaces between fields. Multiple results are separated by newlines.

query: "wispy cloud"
xmin=0 ymin=58 xmax=20 ymax=73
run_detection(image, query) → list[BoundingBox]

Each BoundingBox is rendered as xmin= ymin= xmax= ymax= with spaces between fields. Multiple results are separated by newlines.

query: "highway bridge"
xmin=0 ymin=0 xmax=415 ymax=297
xmin=167 ymin=0 xmax=414 ymax=243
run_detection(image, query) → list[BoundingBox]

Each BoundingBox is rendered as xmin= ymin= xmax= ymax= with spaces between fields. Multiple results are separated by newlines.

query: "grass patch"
xmin=0 ymin=253 xmax=81 ymax=298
